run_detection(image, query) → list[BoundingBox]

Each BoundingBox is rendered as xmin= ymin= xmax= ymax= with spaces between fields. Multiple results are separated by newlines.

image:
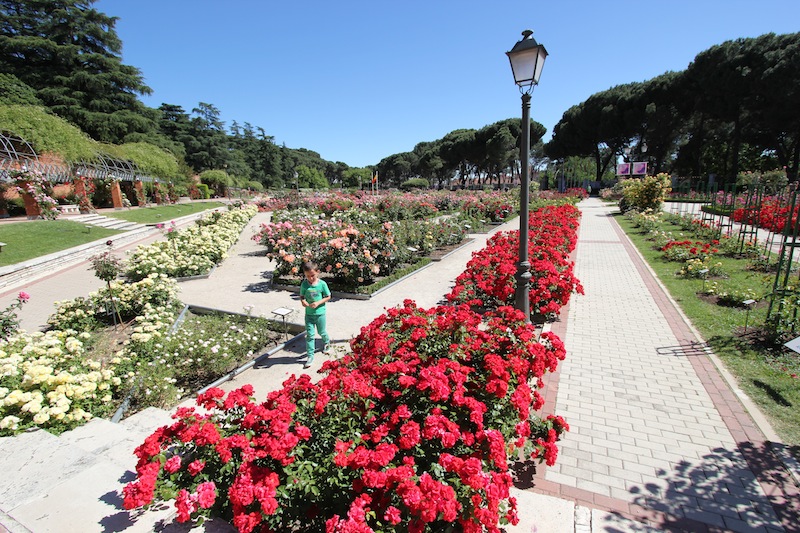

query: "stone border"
xmin=273 ymin=261 xmax=436 ymax=301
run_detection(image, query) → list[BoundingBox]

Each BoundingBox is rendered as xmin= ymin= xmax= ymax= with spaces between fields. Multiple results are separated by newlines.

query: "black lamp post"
xmin=507 ymin=30 xmax=548 ymax=322
xmin=623 ymin=142 xmax=648 ymax=163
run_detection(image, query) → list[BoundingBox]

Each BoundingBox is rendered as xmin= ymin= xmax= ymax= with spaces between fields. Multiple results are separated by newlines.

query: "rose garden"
xmin=0 ymin=187 xmax=590 ymax=532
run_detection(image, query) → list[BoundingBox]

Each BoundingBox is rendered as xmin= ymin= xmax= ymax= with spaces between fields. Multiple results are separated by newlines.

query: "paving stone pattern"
xmin=547 ymin=203 xmax=784 ymax=531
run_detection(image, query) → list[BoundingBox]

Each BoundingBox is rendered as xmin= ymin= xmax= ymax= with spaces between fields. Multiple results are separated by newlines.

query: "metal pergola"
xmin=0 ymin=132 xmax=157 ymax=184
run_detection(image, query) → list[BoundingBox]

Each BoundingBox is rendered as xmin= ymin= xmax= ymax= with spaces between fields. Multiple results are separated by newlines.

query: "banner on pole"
xmin=632 ymin=162 xmax=648 ymax=175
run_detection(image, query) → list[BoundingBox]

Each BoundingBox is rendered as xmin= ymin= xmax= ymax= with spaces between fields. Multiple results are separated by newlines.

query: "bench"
xmin=58 ymin=205 xmax=80 ymax=215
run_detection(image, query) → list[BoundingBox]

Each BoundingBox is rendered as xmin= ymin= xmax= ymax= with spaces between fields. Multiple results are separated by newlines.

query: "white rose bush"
xmin=0 ymin=329 xmax=121 ymax=434
xmin=126 ymin=204 xmax=257 ymax=281
xmin=1 ymin=202 xmax=278 ymax=436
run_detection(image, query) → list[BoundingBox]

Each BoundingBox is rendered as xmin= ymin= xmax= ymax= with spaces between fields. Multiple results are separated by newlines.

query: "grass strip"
xmin=0 ymin=220 xmax=120 ymax=266
xmin=104 ymin=201 xmax=226 ymax=224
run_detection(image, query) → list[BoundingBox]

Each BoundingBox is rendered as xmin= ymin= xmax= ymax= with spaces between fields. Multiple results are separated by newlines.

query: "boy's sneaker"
xmin=303 ymin=355 xmax=314 ymax=369
xmin=323 ymin=343 xmax=332 ymax=353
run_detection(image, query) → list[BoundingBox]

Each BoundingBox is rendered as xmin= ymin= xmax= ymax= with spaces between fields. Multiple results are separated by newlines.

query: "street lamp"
xmin=507 ymin=29 xmax=548 ymax=322
xmin=623 ymin=142 xmax=647 ymax=160
xmin=623 ymin=142 xmax=648 ymax=176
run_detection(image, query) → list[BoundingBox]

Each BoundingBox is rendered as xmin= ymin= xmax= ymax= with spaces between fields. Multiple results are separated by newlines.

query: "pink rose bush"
xmin=253 ymin=218 xmax=400 ymax=285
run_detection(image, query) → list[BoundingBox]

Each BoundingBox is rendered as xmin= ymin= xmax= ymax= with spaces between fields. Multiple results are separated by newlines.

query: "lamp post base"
xmin=515 ymin=261 xmax=532 ymax=323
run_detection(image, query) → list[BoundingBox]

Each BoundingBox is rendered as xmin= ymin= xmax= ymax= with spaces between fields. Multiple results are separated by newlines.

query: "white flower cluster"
xmin=125 ymin=205 xmax=257 ymax=280
xmin=48 ymin=274 xmax=181 ymax=332
xmin=0 ymin=330 xmax=120 ymax=434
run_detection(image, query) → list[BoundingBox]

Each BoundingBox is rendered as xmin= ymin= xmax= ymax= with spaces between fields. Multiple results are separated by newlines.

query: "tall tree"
xmin=546 ymin=85 xmax=632 ymax=181
xmin=0 ymin=0 xmax=155 ymax=143
xmin=183 ymin=102 xmax=229 ymax=172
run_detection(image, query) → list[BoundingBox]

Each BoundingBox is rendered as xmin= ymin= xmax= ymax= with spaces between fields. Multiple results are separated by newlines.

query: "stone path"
xmin=526 ymin=200 xmax=798 ymax=532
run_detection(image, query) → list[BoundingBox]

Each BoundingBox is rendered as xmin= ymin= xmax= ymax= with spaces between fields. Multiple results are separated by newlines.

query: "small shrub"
xmin=400 ymin=177 xmax=429 ymax=191
xmin=621 ymin=173 xmax=672 ymax=212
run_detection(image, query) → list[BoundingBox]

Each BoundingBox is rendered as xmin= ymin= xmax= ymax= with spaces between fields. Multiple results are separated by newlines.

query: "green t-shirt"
xmin=300 ymin=278 xmax=330 ymax=316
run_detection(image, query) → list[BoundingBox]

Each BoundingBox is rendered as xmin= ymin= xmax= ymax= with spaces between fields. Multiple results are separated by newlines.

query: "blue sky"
xmin=96 ymin=0 xmax=800 ymax=169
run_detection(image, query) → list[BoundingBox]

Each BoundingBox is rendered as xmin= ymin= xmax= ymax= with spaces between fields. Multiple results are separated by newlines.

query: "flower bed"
xmin=447 ymin=204 xmax=583 ymax=320
xmin=123 ymin=199 xmax=581 ymax=532
xmin=125 ymin=204 xmax=258 ymax=280
xmin=253 ymin=210 xmax=471 ymax=289
xmin=1 ymin=271 xmax=284 ymax=436
xmin=123 ymin=303 xmax=569 ymax=532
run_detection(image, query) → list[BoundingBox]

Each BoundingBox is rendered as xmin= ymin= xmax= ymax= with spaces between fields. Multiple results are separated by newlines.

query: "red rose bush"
xmin=123 ymin=302 xmax=569 ymax=532
xmin=447 ymin=204 xmax=583 ymax=319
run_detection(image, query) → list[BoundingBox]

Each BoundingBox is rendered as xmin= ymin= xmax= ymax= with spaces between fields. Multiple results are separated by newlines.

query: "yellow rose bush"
xmin=0 ymin=329 xmax=122 ymax=435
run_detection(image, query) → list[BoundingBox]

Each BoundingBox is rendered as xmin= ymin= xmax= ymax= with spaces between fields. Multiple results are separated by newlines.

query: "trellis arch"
xmin=74 ymin=152 xmax=154 ymax=183
xmin=0 ymin=132 xmax=158 ymax=184
xmin=0 ymin=131 xmax=41 ymax=175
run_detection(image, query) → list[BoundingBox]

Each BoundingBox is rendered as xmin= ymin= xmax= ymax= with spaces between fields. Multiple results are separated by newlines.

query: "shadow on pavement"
xmin=611 ymin=441 xmax=792 ymax=532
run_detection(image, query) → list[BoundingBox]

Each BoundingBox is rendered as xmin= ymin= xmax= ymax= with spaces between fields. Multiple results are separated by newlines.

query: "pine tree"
xmin=0 ymin=0 xmax=156 ymax=143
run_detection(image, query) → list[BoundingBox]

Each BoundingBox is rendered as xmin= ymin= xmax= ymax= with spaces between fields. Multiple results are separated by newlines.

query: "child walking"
xmin=299 ymin=261 xmax=331 ymax=368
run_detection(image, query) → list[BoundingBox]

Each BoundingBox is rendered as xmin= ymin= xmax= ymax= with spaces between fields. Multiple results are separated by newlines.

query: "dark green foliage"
xmin=546 ymin=32 xmax=800 ymax=186
xmin=0 ymin=73 xmax=40 ymax=105
xmin=0 ymin=104 xmax=98 ymax=161
xmin=0 ymin=0 xmax=157 ymax=144
xmin=400 ymin=177 xmax=429 ymax=190
xmin=375 ymin=118 xmax=546 ymax=190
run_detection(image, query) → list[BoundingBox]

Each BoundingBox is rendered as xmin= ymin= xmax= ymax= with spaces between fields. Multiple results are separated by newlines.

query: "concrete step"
xmin=69 ymin=214 xmax=147 ymax=232
xmin=119 ymin=406 xmax=175 ymax=434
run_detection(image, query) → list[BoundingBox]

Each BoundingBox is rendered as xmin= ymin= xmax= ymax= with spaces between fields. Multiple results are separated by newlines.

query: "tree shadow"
xmin=239 ymin=249 xmax=268 ymax=257
xmin=655 ymin=342 xmax=711 ymax=357
xmin=598 ymin=441 xmax=794 ymax=532
xmin=752 ymin=379 xmax=792 ymax=407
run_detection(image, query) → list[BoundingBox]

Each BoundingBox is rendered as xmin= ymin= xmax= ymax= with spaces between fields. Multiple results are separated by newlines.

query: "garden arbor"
xmin=0 ymin=132 xmax=162 ymax=217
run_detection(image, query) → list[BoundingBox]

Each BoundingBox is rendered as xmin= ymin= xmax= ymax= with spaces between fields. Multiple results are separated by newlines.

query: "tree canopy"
xmin=0 ymin=0 xmax=157 ymax=144
xmin=546 ymin=32 xmax=800 ymax=184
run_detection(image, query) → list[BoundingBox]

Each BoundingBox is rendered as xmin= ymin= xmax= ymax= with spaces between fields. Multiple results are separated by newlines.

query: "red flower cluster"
xmin=447 ymin=204 xmax=583 ymax=318
xmin=660 ymin=239 xmax=719 ymax=260
xmin=122 ymin=302 xmax=569 ymax=532
xmin=733 ymin=199 xmax=797 ymax=233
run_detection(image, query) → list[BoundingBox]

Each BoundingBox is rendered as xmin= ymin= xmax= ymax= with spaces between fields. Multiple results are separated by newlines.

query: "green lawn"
xmin=104 ymin=201 xmax=226 ymax=224
xmin=616 ymin=213 xmax=800 ymax=446
xmin=0 ymin=220 xmax=120 ymax=267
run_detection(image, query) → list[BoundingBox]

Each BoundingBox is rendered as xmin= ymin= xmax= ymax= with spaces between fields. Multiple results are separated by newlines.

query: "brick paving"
xmin=525 ymin=199 xmax=796 ymax=532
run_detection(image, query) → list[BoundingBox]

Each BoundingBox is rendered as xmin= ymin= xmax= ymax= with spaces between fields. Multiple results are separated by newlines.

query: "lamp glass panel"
xmin=509 ymin=48 xmax=540 ymax=85
xmin=533 ymin=47 xmax=547 ymax=83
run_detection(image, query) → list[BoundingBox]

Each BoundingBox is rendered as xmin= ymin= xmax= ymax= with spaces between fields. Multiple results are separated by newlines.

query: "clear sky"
xmin=96 ymin=0 xmax=800 ymax=169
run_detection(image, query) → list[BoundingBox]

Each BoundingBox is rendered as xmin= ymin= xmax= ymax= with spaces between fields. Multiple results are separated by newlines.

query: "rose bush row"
xmin=253 ymin=214 xmax=470 ymax=286
xmin=262 ymin=190 xmax=520 ymax=225
xmin=123 ymin=303 xmax=569 ymax=532
xmin=447 ymin=204 xmax=583 ymax=320
xmin=732 ymin=198 xmax=798 ymax=233
xmin=125 ymin=204 xmax=257 ymax=281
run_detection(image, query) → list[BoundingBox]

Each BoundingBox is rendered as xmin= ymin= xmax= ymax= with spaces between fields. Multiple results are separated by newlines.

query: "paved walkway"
xmin=529 ymin=200 xmax=798 ymax=532
xmin=1 ymin=198 xmax=798 ymax=532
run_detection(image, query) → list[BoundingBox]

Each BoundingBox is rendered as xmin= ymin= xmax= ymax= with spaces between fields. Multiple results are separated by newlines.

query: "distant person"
xmin=299 ymin=260 xmax=331 ymax=368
